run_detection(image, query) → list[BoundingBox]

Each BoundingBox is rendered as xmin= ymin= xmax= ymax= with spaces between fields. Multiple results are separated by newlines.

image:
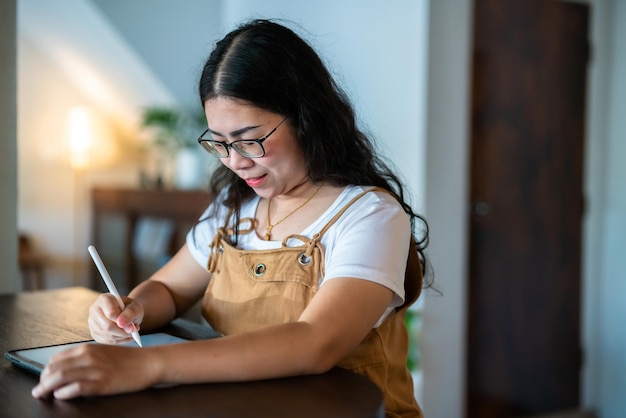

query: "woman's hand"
xmin=31 ymin=344 xmax=158 ymax=400
xmin=88 ymin=294 xmax=144 ymax=345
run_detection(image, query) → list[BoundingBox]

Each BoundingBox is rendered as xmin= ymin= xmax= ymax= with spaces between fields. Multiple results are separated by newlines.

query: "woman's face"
xmin=203 ymin=97 xmax=308 ymax=199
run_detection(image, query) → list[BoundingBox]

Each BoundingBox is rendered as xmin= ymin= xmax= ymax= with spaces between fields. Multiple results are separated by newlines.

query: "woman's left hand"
xmin=31 ymin=343 xmax=158 ymax=400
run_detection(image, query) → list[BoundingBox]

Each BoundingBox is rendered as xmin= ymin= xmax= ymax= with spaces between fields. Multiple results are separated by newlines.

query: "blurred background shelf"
xmin=90 ymin=186 xmax=210 ymax=293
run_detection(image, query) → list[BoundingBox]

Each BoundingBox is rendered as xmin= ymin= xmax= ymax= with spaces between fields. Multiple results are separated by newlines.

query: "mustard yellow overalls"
xmin=203 ymin=188 xmax=424 ymax=417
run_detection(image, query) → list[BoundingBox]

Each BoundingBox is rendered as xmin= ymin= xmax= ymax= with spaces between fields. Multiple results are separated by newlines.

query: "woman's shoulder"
xmin=337 ymin=185 xmax=402 ymax=209
xmin=316 ymin=185 xmax=405 ymax=233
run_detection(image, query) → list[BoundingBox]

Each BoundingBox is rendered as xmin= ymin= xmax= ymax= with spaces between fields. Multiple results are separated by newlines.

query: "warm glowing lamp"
xmin=67 ymin=106 xmax=94 ymax=170
xmin=65 ymin=105 xmax=117 ymax=170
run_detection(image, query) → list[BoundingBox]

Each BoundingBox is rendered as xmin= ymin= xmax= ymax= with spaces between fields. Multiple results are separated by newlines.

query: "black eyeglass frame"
xmin=197 ymin=118 xmax=287 ymax=158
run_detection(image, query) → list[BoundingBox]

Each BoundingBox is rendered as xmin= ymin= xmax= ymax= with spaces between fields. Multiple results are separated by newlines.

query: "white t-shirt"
xmin=186 ymin=185 xmax=411 ymax=326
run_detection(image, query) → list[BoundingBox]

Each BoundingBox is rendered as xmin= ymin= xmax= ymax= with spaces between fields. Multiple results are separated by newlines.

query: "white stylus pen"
xmin=88 ymin=245 xmax=143 ymax=347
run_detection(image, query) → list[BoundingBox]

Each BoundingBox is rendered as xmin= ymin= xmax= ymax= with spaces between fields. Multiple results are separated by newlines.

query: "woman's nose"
xmin=224 ymin=150 xmax=254 ymax=170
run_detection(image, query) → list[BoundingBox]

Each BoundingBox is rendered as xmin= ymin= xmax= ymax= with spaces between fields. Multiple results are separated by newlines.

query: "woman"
xmin=33 ymin=19 xmax=429 ymax=418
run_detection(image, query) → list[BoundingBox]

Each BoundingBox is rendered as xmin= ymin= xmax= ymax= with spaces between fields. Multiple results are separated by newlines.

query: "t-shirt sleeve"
xmin=185 ymin=201 xmax=226 ymax=269
xmin=321 ymin=191 xmax=411 ymax=308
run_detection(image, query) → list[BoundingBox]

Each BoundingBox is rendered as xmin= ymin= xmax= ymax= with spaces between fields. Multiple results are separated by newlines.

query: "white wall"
xmin=422 ymin=1 xmax=472 ymax=417
xmin=17 ymin=35 xmax=137 ymax=288
xmin=19 ymin=0 xmax=176 ymax=135
xmin=581 ymin=0 xmax=611 ymax=412
xmin=584 ymin=0 xmax=626 ymax=415
xmin=90 ymin=0 xmax=223 ymax=112
xmin=17 ymin=0 xmax=181 ymax=288
xmin=0 ymin=0 xmax=19 ymax=294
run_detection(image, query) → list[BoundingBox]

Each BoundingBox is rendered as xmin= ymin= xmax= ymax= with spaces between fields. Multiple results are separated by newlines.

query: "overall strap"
xmin=315 ymin=186 xmax=389 ymax=239
xmin=207 ymin=206 xmax=256 ymax=273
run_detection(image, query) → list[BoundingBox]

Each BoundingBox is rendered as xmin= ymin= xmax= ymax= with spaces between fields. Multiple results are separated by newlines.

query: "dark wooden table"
xmin=0 ymin=287 xmax=385 ymax=418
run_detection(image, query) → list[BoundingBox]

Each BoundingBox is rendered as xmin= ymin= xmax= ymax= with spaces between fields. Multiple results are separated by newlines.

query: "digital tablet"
xmin=4 ymin=333 xmax=188 ymax=375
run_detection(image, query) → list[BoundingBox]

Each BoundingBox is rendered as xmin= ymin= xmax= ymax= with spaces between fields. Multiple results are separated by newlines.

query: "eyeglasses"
xmin=197 ymin=118 xmax=287 ymax=158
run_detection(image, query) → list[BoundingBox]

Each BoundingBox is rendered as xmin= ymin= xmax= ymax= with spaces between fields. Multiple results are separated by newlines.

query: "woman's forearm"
xmin=148 ymin=278 xmax=392 ymax=386
xmin=150 ymin=321 xmax=331 ymax=386
xmin=129 ymin=280 xmax=178 ymax=331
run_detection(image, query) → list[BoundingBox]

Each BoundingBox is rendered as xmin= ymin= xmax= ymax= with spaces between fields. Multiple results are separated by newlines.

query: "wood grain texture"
xmin=1 ymin=287 xmax=384 ymax=418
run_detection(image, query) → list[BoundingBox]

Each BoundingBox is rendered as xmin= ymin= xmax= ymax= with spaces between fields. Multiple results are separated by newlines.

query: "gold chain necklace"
xmin=265 ymin=185 xmax=323 ymax=240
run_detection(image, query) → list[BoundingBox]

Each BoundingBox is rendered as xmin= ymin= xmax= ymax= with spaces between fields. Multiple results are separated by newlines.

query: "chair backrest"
xmin=19 ymin=234 xmax=30 ymax=253
xmin=18 ymin=233 xmax=46 ymax=290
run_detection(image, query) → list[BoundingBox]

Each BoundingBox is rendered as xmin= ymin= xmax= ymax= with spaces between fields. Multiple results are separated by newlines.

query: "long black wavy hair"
xmin=198 ymin=19 xmax=429 ymax=265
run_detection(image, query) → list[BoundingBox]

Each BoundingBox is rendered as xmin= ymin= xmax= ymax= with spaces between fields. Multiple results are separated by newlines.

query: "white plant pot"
xmin=174 ymin=148 xmax=203 ymax=189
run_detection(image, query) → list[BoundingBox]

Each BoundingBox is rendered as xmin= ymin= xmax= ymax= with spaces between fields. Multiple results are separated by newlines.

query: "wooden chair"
xmin=18 ymin=234 xmax=46 ymax=290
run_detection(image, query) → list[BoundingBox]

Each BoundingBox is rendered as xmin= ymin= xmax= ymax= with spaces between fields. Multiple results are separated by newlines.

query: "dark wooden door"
xmin=467 ymin=1 xmax=589 ymax=417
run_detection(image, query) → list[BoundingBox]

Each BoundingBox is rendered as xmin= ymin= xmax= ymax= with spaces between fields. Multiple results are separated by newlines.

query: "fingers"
xmin=32 ymin=367 xmax=101 ymax=400
xmin=32 ymin=345 xmax=105 ymax=399
xmin=88 ymin=295 xmax=127 ymax=344
xmin=114 ymin=298 xmax=142 ymax=334
xmin=88 ymin=294 xmax=143 ymax=344
xmin=32 ymin=344 xmax=151 ymax=400
xmin=88 ymin=314 xmax=133 ymax=345
xmin=116 ymin=297 xmax=143 ymax=338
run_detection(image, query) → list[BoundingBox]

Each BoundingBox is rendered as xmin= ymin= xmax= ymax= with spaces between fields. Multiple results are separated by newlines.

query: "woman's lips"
xmin=245 ymin=175 xmax=266 ymax=187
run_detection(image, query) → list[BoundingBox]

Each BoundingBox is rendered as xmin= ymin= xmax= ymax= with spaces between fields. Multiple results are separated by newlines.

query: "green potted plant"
xmin=141 ymin=106 xmax=206 ymax=152
xmin=141 ymin=106 xmax=208 ymax=189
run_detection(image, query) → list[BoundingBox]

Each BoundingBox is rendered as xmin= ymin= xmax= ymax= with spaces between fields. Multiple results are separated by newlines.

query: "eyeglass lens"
xmin=199 ymin=140 xmax=264 ymax=158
